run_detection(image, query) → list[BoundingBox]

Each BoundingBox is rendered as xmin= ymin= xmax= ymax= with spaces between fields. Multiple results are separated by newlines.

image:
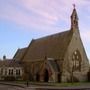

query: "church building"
xmin=13 ymin=6 xmax=89 ymax=82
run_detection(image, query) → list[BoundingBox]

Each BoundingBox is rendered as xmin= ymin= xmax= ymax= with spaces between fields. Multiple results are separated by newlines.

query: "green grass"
xmin=52 ymin=82 xmax=80 ymax=87
xmin=8 ymin=81 xmax=90 ymax=87
xmin=28 ymin=82 xmax=90 ymax=87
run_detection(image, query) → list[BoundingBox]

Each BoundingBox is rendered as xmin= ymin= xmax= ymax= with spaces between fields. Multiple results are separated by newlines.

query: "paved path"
xmin=1 ymin=82 xmax=90 ymax=90
xmin=0 ymin=84 xmax=26 ymax=90
xmin=0 ymin=85 xmax=90 ymax=90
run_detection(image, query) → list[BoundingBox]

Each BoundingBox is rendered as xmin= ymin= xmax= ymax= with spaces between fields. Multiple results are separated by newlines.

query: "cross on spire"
xmin=73 ymin=4 xmax=75 ymax=9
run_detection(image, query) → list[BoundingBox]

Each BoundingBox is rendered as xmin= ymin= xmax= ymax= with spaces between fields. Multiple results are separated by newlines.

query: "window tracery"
xmin=72 ymin=50 xmax=81 ymax=71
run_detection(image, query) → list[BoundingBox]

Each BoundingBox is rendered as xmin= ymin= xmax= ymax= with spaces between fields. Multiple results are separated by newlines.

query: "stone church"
xmin=13 ymin=7 xmax=89 ymax=82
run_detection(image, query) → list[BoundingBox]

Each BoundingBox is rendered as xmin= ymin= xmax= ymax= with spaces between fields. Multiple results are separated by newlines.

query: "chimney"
xmin=3 ymin=55 xmax=6 ymax=60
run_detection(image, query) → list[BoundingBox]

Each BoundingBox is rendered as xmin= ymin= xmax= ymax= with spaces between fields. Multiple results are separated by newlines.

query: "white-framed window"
xmin=5 ymin=68 xmax=7 ymax=76
xmin=1 ymin=68 xmax=3 ymax=75
xmin=9 ymin=69 xmax=13 ymax=75
xmin=16 ymin=69 xmax=21 ymax=76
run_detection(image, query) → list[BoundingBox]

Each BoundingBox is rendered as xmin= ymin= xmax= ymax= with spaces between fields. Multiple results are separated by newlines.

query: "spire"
xmin=73 ymin=4 xmax=75 ymax=9
xmin=71 ymin=4 xmax=79 ymax=31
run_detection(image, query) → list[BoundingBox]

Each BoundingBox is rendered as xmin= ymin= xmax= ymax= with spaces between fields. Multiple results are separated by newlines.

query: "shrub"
xmin=4 ymin=76 xmax=15 ymax=81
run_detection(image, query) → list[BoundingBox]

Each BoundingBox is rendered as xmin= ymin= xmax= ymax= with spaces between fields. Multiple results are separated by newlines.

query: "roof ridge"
xmin=35 ymin=30 xmax=70 ymax=41
xmin=21 ymin=39 xmax=35 ymax=62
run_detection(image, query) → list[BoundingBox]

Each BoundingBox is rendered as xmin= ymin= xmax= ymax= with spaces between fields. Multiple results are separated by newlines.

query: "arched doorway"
xmin=36 ymin=72 xmax=40 ymax=81
xmin=57 ymin=73 xmax=61 ymax=82
xmin=44 ymin=69 xmax=49 ymax=82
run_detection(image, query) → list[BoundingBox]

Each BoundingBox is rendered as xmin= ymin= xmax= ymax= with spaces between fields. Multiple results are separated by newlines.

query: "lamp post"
xmin=71 ymin=56 xmax=75 ymax=83
xmin=71 ymin=65 xmax=74 ymax=83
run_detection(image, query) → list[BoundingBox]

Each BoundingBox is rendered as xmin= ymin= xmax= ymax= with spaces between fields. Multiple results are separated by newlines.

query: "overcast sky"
xmin=0 ymin=0 xmax=90 ymax=60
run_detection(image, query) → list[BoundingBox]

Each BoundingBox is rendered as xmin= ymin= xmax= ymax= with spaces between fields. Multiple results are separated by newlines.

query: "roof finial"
xmin=73 ymin=4 xmax=75 ymax=9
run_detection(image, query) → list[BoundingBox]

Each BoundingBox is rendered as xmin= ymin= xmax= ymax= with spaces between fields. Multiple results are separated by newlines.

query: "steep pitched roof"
xmin=22 ymin=30 xmax=73 ymax=61
xmin=13 ymin=47 xmax=27 ymax=61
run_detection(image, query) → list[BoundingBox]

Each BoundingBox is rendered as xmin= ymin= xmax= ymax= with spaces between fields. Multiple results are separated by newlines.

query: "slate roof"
xmin=0 ymin=59 xmax=22 ymax=67
xmin=13 ymin=47 xmax=27 ymax=61
xmin=22 ymin=30 xmax=73 ymax=61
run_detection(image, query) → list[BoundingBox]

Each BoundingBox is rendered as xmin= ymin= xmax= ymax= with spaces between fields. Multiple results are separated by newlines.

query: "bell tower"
xmin=71 ymin=4 xmax=79 ymax=31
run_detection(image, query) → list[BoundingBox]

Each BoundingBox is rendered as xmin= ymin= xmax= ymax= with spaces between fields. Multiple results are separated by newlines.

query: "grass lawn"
xmin=30 ymin=82 xmax=90 ymax=87
xmin=6 ymin=81 xmax=90 ymax=87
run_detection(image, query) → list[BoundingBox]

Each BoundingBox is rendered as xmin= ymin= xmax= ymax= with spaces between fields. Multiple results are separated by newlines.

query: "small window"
xmin=1 ymin=68 xmax=3 ymax=75
xmin=5 ymin=69 xmax=7 ymax=75
xmin=74 ymin=51 xmax=77 ymax=55
xmin=11 ymin=69 xmax=13 ymax=75
xmin=73 ymin=20 xmax=76 ymax=25
xmin=16 ymin=69 xmax=20 ymax=76
xmin=9 ymin=69 xmax=13 ymax=75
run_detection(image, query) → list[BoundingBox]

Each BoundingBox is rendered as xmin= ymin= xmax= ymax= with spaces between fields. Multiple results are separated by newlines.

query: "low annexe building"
xmin=0 ymin=59 xmax=23 ymax=80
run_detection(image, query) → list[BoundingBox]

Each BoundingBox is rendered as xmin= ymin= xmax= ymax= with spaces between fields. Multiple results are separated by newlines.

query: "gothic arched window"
xmin=72 ymin=50 xmax=82 ymax=71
